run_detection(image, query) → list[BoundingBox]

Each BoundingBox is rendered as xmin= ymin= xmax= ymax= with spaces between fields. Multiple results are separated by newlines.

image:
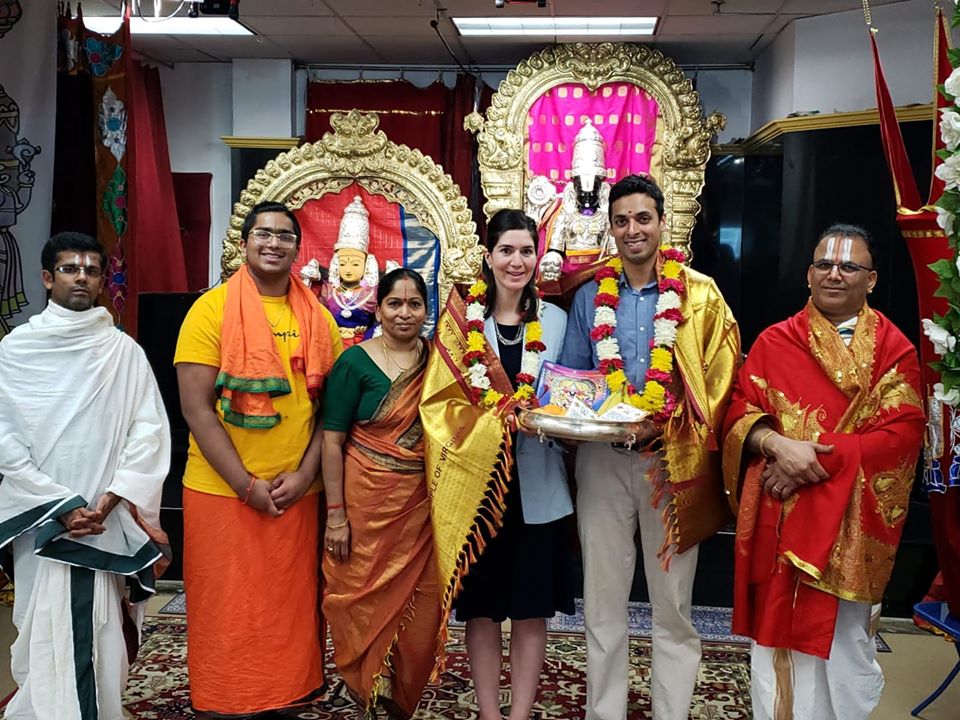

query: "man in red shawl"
xmin=722 ymin=223 xmax=925 ymax=720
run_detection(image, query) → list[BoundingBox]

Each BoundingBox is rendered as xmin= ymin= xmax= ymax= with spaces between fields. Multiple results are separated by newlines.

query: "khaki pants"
xmin=576 ymin=443 xmax=701 ymax=720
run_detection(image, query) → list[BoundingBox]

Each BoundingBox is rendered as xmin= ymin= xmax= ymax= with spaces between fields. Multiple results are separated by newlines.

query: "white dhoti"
xmin=6 ymin=556 xmax=129 ymax=720
xmin=0 ymin=302 xmax=170 ymax=720
xmin=576 ymin=442 xmax=701 ymax=720
xmin=751 ymin=600 xmax=883 ymax=720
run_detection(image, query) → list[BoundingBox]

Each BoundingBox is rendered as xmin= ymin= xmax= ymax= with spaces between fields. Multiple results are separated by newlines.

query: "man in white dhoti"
xmin=0 ymin=232 xmax=171 ymax=720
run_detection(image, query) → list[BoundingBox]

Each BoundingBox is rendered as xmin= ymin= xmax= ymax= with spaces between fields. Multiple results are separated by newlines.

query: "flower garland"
xmin=928 ymin=53 xmax=960 ymax=409
xmin=591 ymin=247 xmax=686 ymax=421
xmin=463 ymin=279 xmax=545 ymax=408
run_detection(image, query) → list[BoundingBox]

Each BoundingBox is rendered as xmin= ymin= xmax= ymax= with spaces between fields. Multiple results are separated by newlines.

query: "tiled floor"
xmin=1 ymin=590 xmax=959 ymax=718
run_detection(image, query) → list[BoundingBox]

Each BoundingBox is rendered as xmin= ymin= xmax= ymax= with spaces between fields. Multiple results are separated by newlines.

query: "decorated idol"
xmin=526 ymin=118 xmax=616 ymax=284
xmin=323 ymin=196 xmax=379 ymax=347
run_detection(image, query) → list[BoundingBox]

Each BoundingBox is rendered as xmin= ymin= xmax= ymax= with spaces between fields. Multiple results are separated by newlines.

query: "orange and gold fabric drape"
xmin=323 ymin=352 xmax=442 ymax=717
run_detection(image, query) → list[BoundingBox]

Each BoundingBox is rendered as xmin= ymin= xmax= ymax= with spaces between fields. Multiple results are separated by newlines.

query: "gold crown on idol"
xmin=571 ymin=119 xmax=606 ymax=181
xmin=334 ymin=195 xmax=370 ymax=254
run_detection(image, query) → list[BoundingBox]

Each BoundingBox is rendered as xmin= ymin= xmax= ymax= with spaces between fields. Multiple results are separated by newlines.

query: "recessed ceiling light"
xmin=452 ymin=17 xmax=658 ymax=37
xmin=82 ymin=16 xmax=253 ymax=36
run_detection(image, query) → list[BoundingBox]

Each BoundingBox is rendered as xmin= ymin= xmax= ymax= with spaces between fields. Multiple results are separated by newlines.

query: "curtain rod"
xmin=298 ymin=62 xmax=753 ymax=73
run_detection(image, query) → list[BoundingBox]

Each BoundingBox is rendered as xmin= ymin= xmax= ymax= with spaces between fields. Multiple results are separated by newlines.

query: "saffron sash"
xmin=217 ymin=265 xmax=334 ymax=427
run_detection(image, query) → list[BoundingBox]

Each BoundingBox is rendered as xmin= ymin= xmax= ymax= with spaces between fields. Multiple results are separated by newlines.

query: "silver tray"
xmin=517 ymin=409 xmax=650 ymax=444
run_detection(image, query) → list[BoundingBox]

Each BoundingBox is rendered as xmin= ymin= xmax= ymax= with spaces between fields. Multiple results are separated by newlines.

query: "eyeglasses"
xmin=249 ymin=229 xmax=298 ymax=247
xmin=810 ymin=260 xmax=874 ymax=276
xmin=55 ymin=264 xmax=103 ymax=278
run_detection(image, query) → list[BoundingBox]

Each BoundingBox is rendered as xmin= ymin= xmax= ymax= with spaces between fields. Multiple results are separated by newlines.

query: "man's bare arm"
xmin=176 ymin=362 xmax=281 ymax=516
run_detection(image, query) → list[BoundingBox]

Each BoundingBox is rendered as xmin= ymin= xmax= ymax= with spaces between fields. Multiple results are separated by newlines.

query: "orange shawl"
xmin=723 ymin=302 xmax=924 ymax=658
xmin=216 ymin=265 xmax=334 ymax=427
xmin=322 ymin=347 xmax=442 ymax=718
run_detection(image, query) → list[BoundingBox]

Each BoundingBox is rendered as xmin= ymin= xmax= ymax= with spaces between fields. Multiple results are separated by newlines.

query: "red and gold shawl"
xmin=723 ymin=301 xmax=924 ymax=658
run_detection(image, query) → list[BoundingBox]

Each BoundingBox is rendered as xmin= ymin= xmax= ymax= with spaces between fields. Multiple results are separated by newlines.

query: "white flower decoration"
xmin=942 ymin=109 xmax=960 ymax=152
xmin=946 ymin=67 xmax=960 ymax=103
xmin=520 ymin=352 xmax=540 ymax=378
xmin=923 ymin=318 xmax=957 ymax=356
xmin=594 ymin=306 xmax=617 ymax=326
xmin=657 ymin=292 xmax=682 ymax=311
xmin=465 ymin=303 xmax=485 ymax=322
xmin=935 ymin=381 xmax=960 ymax=407
xmin=653 ymin=317 xmax=678 ymax=346
xmin=935 ymin=153 xmax=960 ymax=191
xmin=596 ymin=337 xmax=621 ymax=359
xmin=468 ymin=363 xmax=491 ymax=390
xmin=937 ymin=205 xmax=955 ymax=238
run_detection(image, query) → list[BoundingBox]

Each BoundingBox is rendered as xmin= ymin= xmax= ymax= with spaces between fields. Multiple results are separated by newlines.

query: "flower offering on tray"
xmin=522 ymin=362 xmax=650 ymax=443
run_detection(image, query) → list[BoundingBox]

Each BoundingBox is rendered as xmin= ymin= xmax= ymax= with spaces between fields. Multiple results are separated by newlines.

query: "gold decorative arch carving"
xmin=222 ymin=110 xmax=482 ymax=305
xmin=466 ymin=42 xmax=725 ymax=255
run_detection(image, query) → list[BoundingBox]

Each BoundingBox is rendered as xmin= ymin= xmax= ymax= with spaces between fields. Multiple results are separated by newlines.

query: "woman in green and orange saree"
xmin=321 ymin=268 xmax=442 ymax=719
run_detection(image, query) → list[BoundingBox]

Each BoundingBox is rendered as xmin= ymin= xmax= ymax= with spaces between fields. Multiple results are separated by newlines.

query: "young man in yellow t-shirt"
xmin=175 ymin=201 xmax=342 ymax=717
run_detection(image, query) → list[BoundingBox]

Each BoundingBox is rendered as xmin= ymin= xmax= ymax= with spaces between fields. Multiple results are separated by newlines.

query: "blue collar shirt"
xmin=557 ymin=273 xmax=659 ymax=388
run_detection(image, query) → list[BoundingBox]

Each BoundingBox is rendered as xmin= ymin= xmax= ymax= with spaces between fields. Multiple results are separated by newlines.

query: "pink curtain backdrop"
xmin=526 ymin=82 xmax=659 ymax=189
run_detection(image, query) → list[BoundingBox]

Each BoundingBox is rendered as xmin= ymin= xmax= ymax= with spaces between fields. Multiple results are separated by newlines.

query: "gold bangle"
xmin=758 ymin=430 xmax=776 ymax=457
xmin=327 ymin=518 xmax=349 ymax=529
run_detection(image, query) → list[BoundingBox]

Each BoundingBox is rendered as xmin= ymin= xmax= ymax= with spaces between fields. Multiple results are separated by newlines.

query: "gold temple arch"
xmin=466 ymin=42 xmax=725 ymax=255
xmin=222 ymin=109 xmax=483 ymax=305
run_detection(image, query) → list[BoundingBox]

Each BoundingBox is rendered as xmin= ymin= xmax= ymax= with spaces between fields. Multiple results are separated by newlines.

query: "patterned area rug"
xmin=157 ymin=592 xmax=890 ymax=652
xmin=125 ymin=616 xmax=751 ymax=719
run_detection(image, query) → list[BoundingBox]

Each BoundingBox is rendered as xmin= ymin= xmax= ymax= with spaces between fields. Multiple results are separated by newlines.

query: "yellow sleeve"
xmin=173 ymin=285 xmax=226 ymax=368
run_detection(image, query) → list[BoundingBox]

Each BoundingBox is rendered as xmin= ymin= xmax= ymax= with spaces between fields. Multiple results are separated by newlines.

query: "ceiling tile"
xmin=318 ymin=0 xmax=441 ymax=17
xmin=781 ymin=0 xmax=902 ymax=12
xmin=270 ymin=34 xmax=384 ymax=64
xmin=660 ymin=0 xmax=778 ymax=13
xmin=341 ymin=16 xmax=445 ymax=36
xmin=658 ymin=14 xmax=776 ymax=35
xmin=651 ymin=36 xmax=761 ymax=64
xmin=364 ymin=36 xmax=471 ymax=65
xmin=244 ymin=15 xmax=353 ymax=35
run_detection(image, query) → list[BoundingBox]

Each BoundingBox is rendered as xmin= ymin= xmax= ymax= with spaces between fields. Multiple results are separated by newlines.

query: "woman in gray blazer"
xmin=455 ymin=209 xmax=575 ymax=720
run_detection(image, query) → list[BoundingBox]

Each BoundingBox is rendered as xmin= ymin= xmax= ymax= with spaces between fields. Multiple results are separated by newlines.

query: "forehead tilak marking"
xmin=839 ymin=236 xmax=854 ymax=263
xmin=823 ymin=236 xmax=836 ymax=259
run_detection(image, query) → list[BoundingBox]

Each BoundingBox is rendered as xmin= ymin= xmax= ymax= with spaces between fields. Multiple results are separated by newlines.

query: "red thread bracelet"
xmin=241 ymin=475 xmax=257 ymax=505
xmin=327 ymin=503 xmax=344 ymax=510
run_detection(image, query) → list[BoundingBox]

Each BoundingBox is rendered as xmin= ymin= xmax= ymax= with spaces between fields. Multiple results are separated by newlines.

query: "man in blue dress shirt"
xmin=559 ymin=174 xmax=740 ymax=720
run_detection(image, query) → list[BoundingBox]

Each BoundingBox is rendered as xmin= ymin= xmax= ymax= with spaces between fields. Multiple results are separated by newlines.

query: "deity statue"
xmin=0 ymin=80 xmax=39 ymax=338
xmin=319 ymin=196 xmax=380 ymax=347
xmin=526 ymin=119 xmax=616 ymax=285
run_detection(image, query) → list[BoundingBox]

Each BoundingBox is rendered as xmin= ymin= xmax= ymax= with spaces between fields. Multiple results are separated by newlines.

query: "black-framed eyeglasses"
xmin=55 ymin=264 xmax=103 ymax=278
xmin=249 ymin=229 xmax=298 ymax=247
xmin=810 ymin=260 xmax=874 ymax=276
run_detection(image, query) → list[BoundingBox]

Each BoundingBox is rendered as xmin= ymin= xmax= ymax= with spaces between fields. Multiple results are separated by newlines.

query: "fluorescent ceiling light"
xmin=83 ymin=16 xmax=252 ymax=36
xmin=453 ymin=16 xmax=657 ymax=37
